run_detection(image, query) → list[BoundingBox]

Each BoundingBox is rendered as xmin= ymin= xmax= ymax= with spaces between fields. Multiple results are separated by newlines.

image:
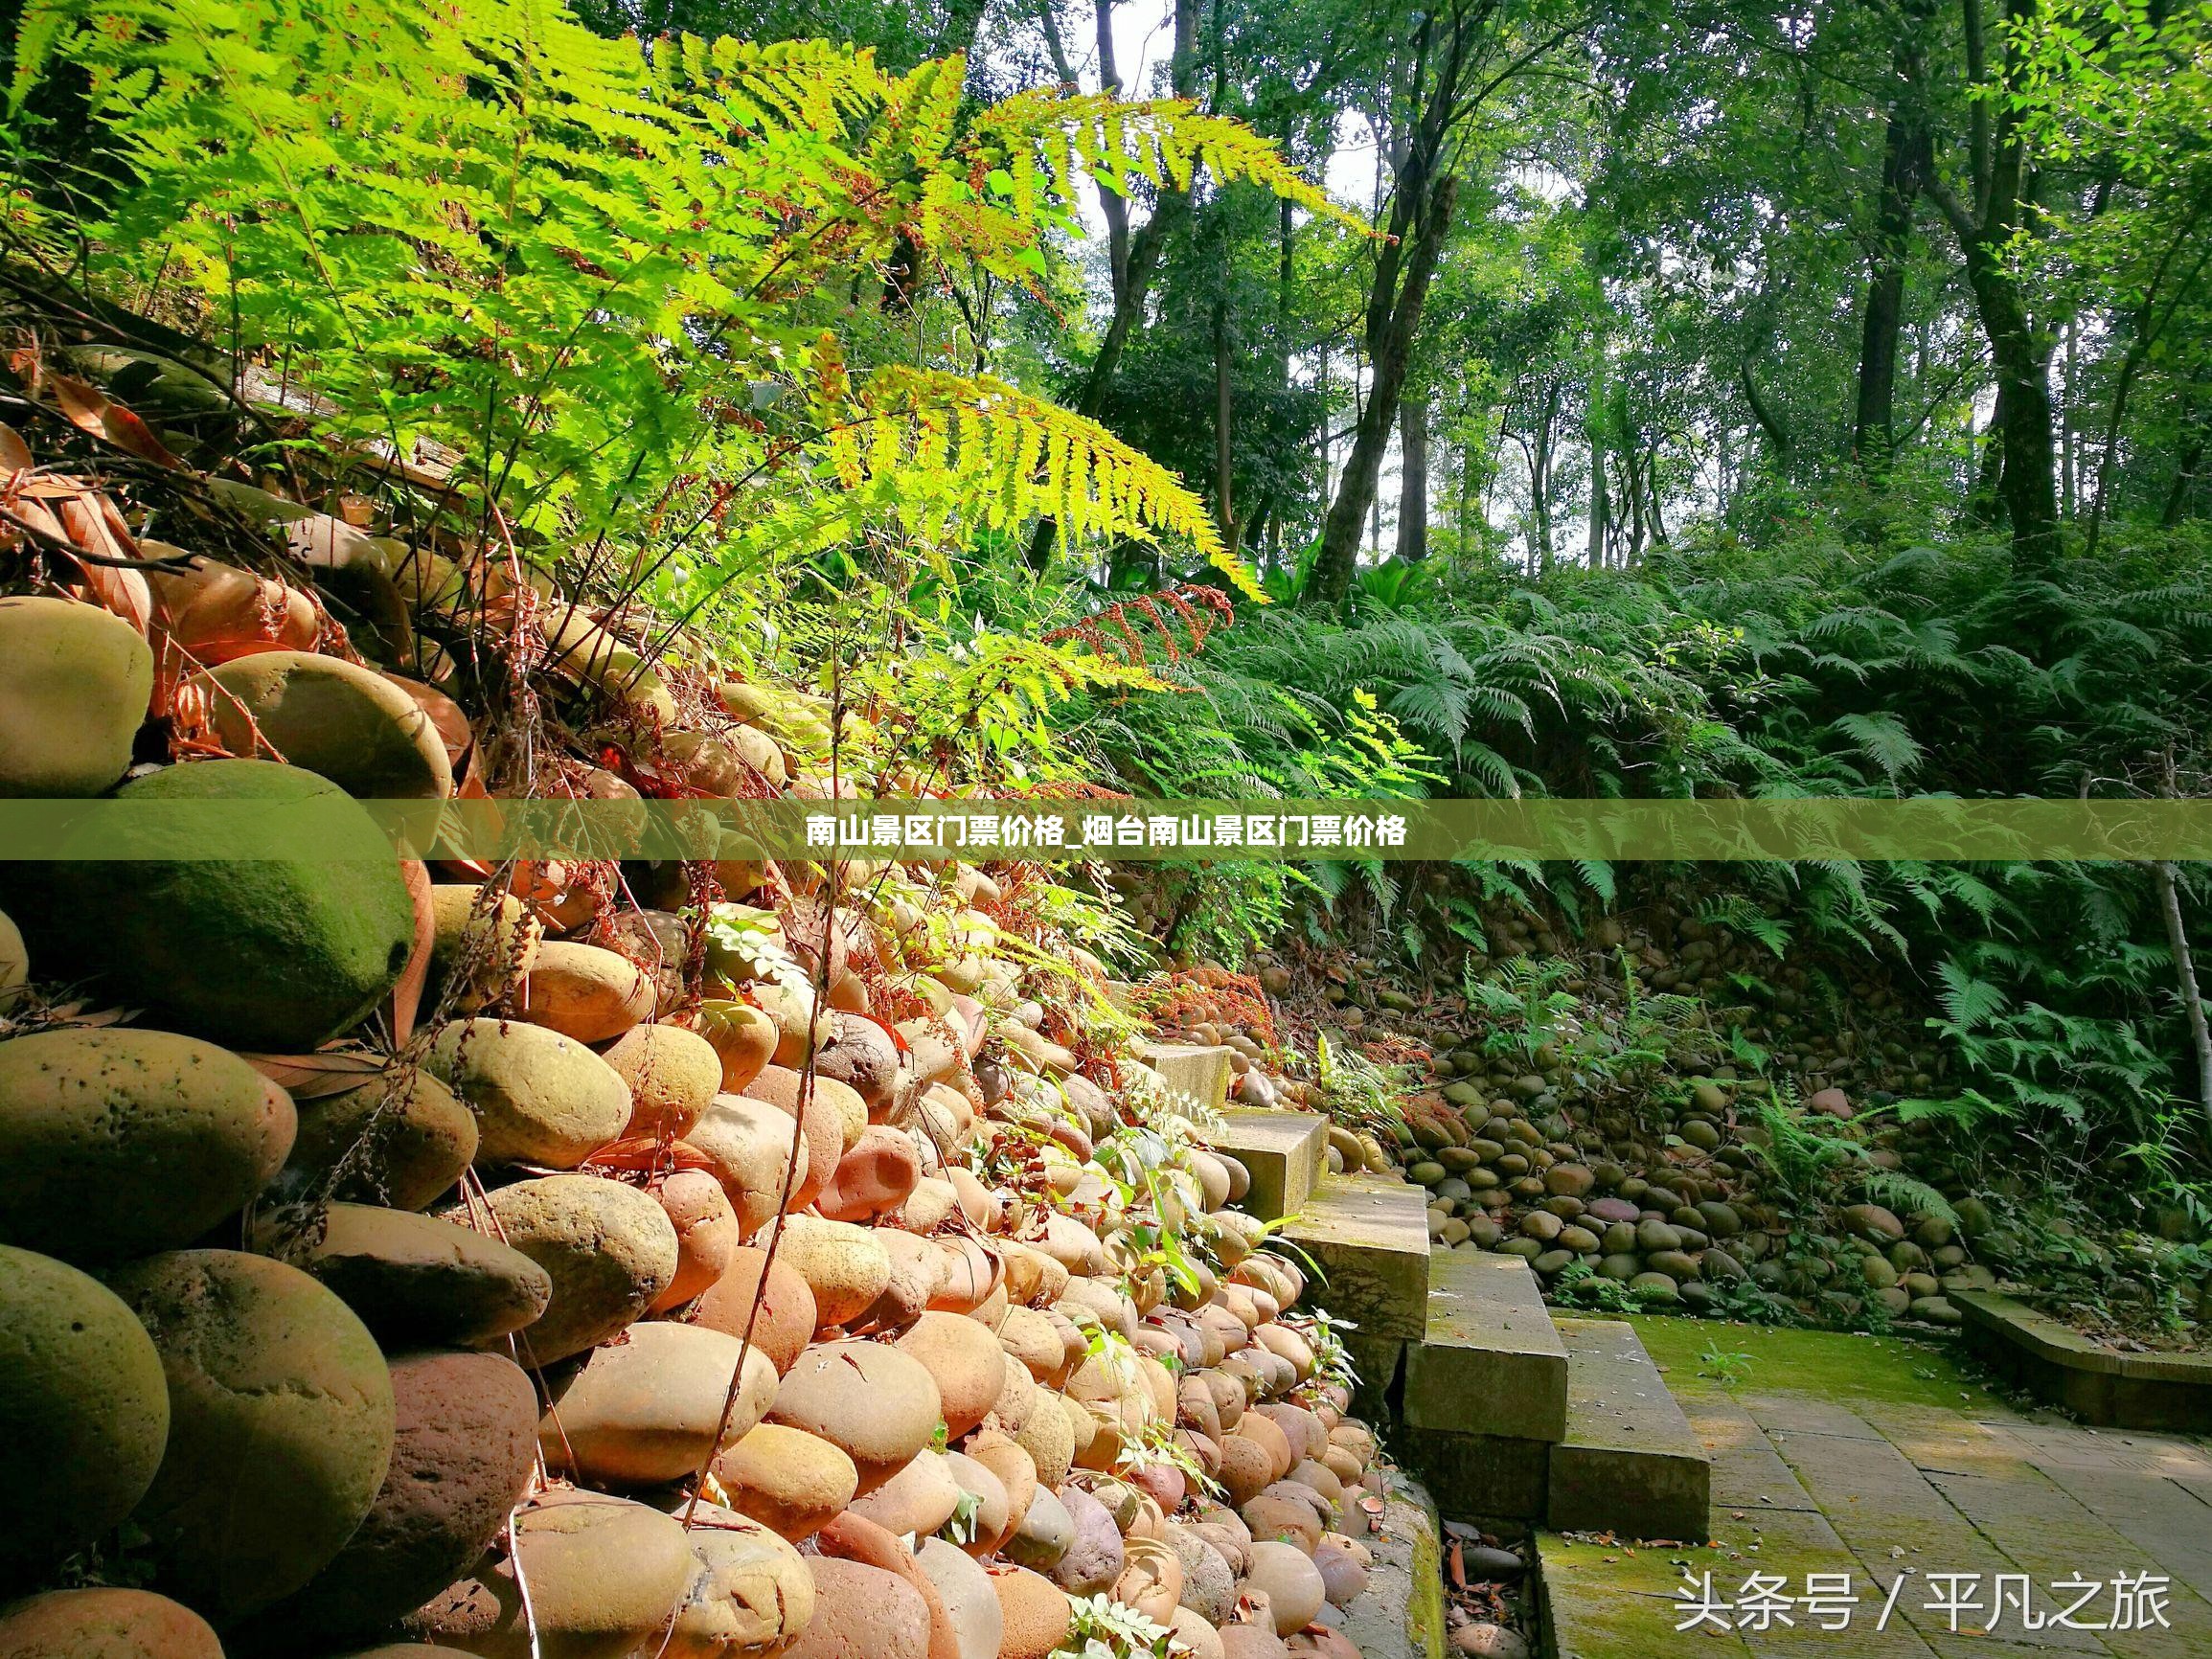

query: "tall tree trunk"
xmin=1531 ymin=387 xmax=1557 ymax=571
xmin=1623 ymin=441 xmax=1646 ymax=562
xmin=1586 ymin=364 xmax=1609 ymax=567
xmin=2165 ymin=402 xmax=2208 ymax=524
xmin=1214 ymin=294 xmax=1237 ymax=550
xmin=1853 ymin=39 xmax=1928 ymax=470
xmin=2153 ymin=860 xmax=2212 ymax=1160
xmin=1927 ymin=0 xmax=2060 ymax=575
xmin=1307 ymin=4 xmax=1494 ymax=607
xmin=2086 ymin=208 xmax=2212 ymax=552
xmin=1027 ymin=0 xmax=1201 ymax=570
xmin=1310 ymin=170 xmax=1459 ymax=603
xmin=1967 ymin=384 xmax=2008 ymax=525
xmin=2062 ymin=318 xmax=2078 ymax=519
xmin=1397 ymin=393 xmax=1429 ymax=560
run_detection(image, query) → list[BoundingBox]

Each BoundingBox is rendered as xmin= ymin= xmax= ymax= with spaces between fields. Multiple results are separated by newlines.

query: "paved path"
xmin=1539 ymin=1316 xmax=2212 ymax=1659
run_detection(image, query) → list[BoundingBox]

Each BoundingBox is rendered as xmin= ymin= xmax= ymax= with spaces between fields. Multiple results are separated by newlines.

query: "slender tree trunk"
xmin=1027 ymin=0 xmax=1201 ymax=570
xmin=1308 ymin=5 xmax=1495 ymax=607
xmin=1397 ymin=393 xmax=1429 ymax=560
xmin=1309 ymin=170 xmax=1459 ymax=604
xmin=1586 ymin=367 xmax=1608 ymax=567
xmin=2165 ymin=404 xmax=2208 ymax=524
xmin=1853 ymin=59 xmax=1927 ymax=470
xmin=2153 ymin=860 xmax=2212 ymax=1159
xmin=1968 ymin=383 xmax=2009 ymax=525
xmin=2087 ymin=213 xmax=2212 ymax=552
xmin=1623 ymin=442 xmax=1646 ymax=561
xmin=1532 ymin=387 xmax=1557 ymax=571
xmin=2062 ymin=318 xmax=2078 ymax=518
xmin=1214 ymin=294 xmax=1237 ymax=550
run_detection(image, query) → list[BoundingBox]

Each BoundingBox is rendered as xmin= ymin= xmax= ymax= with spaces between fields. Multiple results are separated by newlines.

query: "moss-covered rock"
xmin=0 ymin=1246 xmax=171 ymax=1587
xmin=427 ymin=885 xmax=540 ymax=1013
xmin=425 ymin=1018 xmax=630 ymax=1169
xmin=102 ymin=1249 xmax=397 ymax=1623
xmin=273 ymin=1066 xmax=477 ymax=1212
xmin=1 ymin=761 xmax=416 ymax=1050
xmin=0 ymin=597 xmax=151 ymax=798
xmin=194 ymin=650 xmax=452 ymax=799
xmin=0 ymin=1029 xmax=294 ymax=1264
xmin=258 ymin=1203 xmax=551 ymax=1347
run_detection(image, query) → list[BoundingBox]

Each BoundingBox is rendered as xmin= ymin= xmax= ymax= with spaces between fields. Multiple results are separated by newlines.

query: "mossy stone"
xmin=425 ymin=1019 xmax=630 ymax=1170
xmin=103 ymin=1249 xmax=397 ymax=1623
xmin=229 ymin=1349 xmax=538 ymax=1653
xmin=260 ymin=1204 xmax=551 ymax=1348
xmin=274 ymin=1067 xmax=477 ymax=1212
xmin=0 ymin=1029 xmax=295 ymax=1265
xmin=477 ymin=1174 xmax=676 ymax=1363
xmin=0 ymin=597 xmax=151 ymax=798
xmin=1 ymin=761 xmax=415 ymax=1050
xmin=0 ymin=1246 xmax=170 ymax=1587
xmin=194 ymin=650 xmax=451 ymax=799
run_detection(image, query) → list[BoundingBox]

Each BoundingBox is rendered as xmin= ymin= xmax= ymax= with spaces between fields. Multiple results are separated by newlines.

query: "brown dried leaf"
xmin=102 ymin=404 xmax=185 ymax=469
xmin=48 ymin=374 xmax=110 ymax=439
xmin=388 ymin=859 xmax=435 ymax=1046
xmin=238 ymin=1049 xmax=390 ymax=1098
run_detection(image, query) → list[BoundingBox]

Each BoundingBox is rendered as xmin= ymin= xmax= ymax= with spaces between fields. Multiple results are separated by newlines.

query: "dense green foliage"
xmin=5 ymin=0 xmax=2208 ymax=1231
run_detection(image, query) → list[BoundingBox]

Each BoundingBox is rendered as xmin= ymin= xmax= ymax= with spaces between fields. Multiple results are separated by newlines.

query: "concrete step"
xmin=1545 ymin=1316 xmax=1711 ymax=1544
xmin=1280 ymin=1170 xmax=1432 ymax=1423
xmin=1136 ymin=1040 xmax=1233 ymax=1114
xmin=1398 ymin=1251 xmax=1567 ymax=1524
xmin=1280 ymin=1170 xmax=1433 ymax=1343
xmin=1405 ymin=1250 xmax=1569 ymax=1443
xmin=1212 ymin=1107 xmax=1329 ymax=1221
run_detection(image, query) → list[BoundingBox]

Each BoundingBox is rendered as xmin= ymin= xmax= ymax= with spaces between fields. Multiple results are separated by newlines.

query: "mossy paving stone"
xmin=1912 ymin=1460 xmax=2212 ymax=1659
xmin=1943 ymin=1423 xmax=2212 ymax=1603
xmin=1666 ymin=1391 xmax=1823 ymax=1515
xmin=1623 ymin=1318 xmax=2006 ymax=1414
xmin=1752 ymin=1424 xmax=2107 ymax=1654
xmin=1539 ymin=1320 xmax=2212 ymax=1657
xmin=1539 ymin=1516 xmax=1935 ymax=1658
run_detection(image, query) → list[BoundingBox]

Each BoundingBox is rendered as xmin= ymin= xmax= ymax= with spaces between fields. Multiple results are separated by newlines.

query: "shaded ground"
xmin=1539 ymin=1317 xmax=2212 ymax=1658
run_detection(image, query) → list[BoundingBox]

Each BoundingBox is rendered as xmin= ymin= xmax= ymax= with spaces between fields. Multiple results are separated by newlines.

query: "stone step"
xmin=1404 ymin=1250 xmax=1568 ymax=1443
xmin=1280 ymin=1170 xmax=1432 ymax=1420
xmin=1279 ymin=1170 xmax=1433 ymax=1343
xmin=1212 ymin=1107 xmax=1329 ymax=1221
xmin=1398 ymin=1251 xmax=1566 ymax=1524
xmin=1135 ymin=1040 xmax=1234 ymax=1114
xmin=1545 ymin=1316 xmax=1711 ymax=1544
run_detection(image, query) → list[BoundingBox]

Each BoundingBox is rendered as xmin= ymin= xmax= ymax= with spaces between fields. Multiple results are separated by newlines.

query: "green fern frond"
xmin=842 ymin=369 xmax=1265 ymax=601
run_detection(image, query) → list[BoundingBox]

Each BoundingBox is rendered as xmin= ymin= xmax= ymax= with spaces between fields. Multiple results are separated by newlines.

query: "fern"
xmin=1859 ymin=1169 xmax=1959 ymax=1227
